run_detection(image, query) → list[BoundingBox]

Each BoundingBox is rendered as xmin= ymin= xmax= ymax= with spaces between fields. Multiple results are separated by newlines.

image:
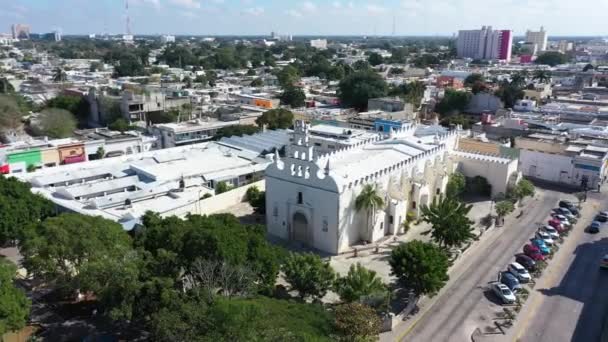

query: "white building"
xmin=525 ymin=27 xmax=548 ymax=52
xmin=310 ymin=39 xmax=328 ymax=50
xmin=54 ymin=30 xmax=62 ymax=42
xmin=457 ymin=26 xmax=512 ymax=61
xmin=265 ymin=121 xmax=518 ymax=254
xmin=161 ymin=35 xmax=176 ymax=44
xmin=517 ymin=134 xmax=608 ymax=189
xmin=150 ymin=119 xmax=241 ymax=148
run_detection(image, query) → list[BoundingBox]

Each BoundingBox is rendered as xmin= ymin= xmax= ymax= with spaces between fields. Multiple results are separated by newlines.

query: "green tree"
xmin=0 ymin=95 xmax=24 ymax=132
xmin=355 ymin=184 xmax=385 ymax=241
xmin=0 ymin=78 xmax=14 ymax=94
xmin=282 ymin=253 xmax=336 ymax=300
xmin=250 ymin=78 xmax=264 ymax=87
xmin=109 ymin=118 xmax=130 ymax=132
xmin=435 ymin=89 xmax=471 ymax=116
xmin=495 ymin=200 xmax=514 ymax=218
xmin=334 ymin=263 xmax=387 ymax=304
xmin=368 ymin=52 xmax=384 ymax=66
xmin=20 ymin=214 xmax=133 ymax=297
xmin=464 ymin=73 xmax=485 ymax=87
xmin=338 ymin=70 xmax=388 ymax=110
xmin=245 ymin=186 xmax=265 ymax=215
xmin=495 ymin=80 xmax=524 ymax=108
xmin=45 ymin=94 xmax=89 ymax=123
xmin=114 ymin=54 xmax=145 ymax=77
xmin=280 ymin=85 xmax=306 ymax=108
xmin=215 ymin=125 xmax=260 ymax=139
xmin=95 ymin=146 xmax=105 ymax=159
xmin=446 ymin=172 xmax=466 ymax=198
xmin=511 ymin=179 xmax=535 ymax=201
xmin=215 ymin=181 xmax=230 ymax=194
xmin=0 ymin=260 xmax=31 ymax=336
xmin=52 ymin=67 xmax=67 ymax=82
xmin=353 ymin=60 xmax=371 ymax=71
xmin=535 ymin=51 xmax=569 ymax=67
xmin=255 ymin=108 xmax=294 ymax=129
xmin=246 ymin=69 xmax=256 ymax=76
xmin=277 ymin=65 xmax=300 ymax=88
xmin=532 ymin=69 xmax=552 ymax=84
xmin=334 ymin=303 xmax=382 ymax=342
xmin=34 ymin=108 xmax=76 ymax=138
xmin=389 ymin=240 xmax=449 ymax=296
xmin=0 ymin=177 xmax=54 ymax=246
xmin=420 ymin=195 xmax=475 ymax=249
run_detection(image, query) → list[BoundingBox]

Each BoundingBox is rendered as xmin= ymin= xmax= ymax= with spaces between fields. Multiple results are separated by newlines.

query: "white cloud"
xmin=243 ymin=7 xmax=264 ymax=16
xmin=366 ymin=4 xmax=387 ymax=14
xmin=285 ymin=9 xmax=303 ymax=17
xmin=301 ymin=1 xmax=317 ymax=12
xmin=170 ymin=0 xmax=201 ymax=10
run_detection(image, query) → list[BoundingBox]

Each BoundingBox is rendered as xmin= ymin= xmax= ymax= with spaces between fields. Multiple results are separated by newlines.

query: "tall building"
xmin=457 ymin=26 xmax=512 ymax=62
xmin=310 ymin=39 xmax=327 ymax=50
xmin=525 ymin=26 xmax=548 ymax=52
xmin=160 ymin=35 xmax=175 ymax=44
xmin=54 ymin=29 xmax=62 ymax=42
xmin=11 ymin=24 xmax=30 ymax=39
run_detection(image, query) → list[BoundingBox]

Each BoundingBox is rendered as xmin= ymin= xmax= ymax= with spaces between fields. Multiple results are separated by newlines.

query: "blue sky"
xmin=0 ymin=0 xmax=606 ymax=36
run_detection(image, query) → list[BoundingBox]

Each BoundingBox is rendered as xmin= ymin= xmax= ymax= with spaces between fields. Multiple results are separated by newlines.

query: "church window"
xmin=412 ymin=201 xmax=417 ymax=209
xmin=322 ymin=217 xmax=328 ymax=232
xmin=297 ymin=192 xmax=303 ymax=204
xmin=389 ymin=215 xmax=394 ymax=224
xmin=436 ymin=188 xmax=441 ymax=195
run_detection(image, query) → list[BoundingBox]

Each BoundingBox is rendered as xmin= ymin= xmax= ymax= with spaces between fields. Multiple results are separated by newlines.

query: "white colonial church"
xmin=265 ymin=121 xmax=518 ymax=255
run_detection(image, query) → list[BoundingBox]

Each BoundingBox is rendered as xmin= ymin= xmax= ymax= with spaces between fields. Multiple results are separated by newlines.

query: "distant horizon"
xmin=3 ymin=0 xmax=608 ymax=38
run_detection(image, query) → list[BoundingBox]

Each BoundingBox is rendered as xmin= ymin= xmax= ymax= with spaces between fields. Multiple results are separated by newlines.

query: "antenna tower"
xmin=125 ymin=0 xmax=131 ymax=35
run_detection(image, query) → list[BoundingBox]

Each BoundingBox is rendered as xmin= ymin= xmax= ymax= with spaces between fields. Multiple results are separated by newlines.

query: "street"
xmin=383 ymin=187 xmax=562 ymax=341
xmin=505 ymin=190 xmax=608 ymax=342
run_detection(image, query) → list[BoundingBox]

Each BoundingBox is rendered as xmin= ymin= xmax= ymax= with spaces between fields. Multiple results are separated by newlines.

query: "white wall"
xmin=455 ymin=155 xmax=519 ymax=196
xmin=519 ymin=150 xmax=573 ymax=184
xmin=168 ymin=180 xmax=265 ymax=217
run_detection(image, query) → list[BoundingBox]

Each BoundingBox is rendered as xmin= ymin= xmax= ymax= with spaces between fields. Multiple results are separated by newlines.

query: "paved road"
xmin=390 ymin=188 xmax=561 ymax=342
xmin=507 ymin=190 xmax=608 ymax=342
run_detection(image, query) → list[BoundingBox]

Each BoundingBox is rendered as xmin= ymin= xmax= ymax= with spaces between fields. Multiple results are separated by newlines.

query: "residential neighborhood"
xmin=1 ymin=2 xmax=608 ymax=341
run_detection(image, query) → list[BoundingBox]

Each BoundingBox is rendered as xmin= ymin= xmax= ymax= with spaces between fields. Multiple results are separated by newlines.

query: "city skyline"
xmin=0 ymin=0 xmax=607 ymax=37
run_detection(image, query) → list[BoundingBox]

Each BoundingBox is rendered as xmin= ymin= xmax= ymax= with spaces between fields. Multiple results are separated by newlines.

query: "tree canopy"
xmin=0 ymin=260 xmax=31 ymax=336
xmin=0 ymin=95 xmax=24 ymax=133
xmin=435 ymin=89 xmax=471 ymax=116
xmin=389 ymin=240 xmax=450 ymax=297
xmin=33 ymin=108 xmax=76 ymax=138
xmin=421 ymin=195 xmax=475 ymax=249
xmin=338 ymin=70 xmax=388 ymax=110
xmin=334 ymin=263 xmax=387 ymax=305
xmin=282 ymin=253 xmax=336 ymax=300
xmin=0 ymin=176 xmax=54 ymax=246
xmin=334 ymin=303 xmax=382 ymax=342
xmin=445 ymin=172 xmax=466 ymax=198
xmin=280 ymin=85 xmax=306 ymax=108
xmin=534 ymin=51 xmax=569 ymax=67
xmin=45 ymin=94 xmax=89 ymax=124
xmin=215 ymin=125 xmax=260 ymax=139
xmin=255 ymin=108 xmax=294 ymax=130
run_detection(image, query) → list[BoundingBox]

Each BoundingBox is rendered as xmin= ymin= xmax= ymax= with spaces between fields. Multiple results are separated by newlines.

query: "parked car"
xmin=524 ymin=244 xmax=545 ymax=261
xmin=551 ymin=214 xmax=572 ymax=227
xmin=541 ymin=225 xmax=560 ymax=239
xmin=515 ymin=254 xmax=537 ymax=271
xmin=491 ymin=282 xmax=516 ymax=304
xmin=508 ymin=262 xmax=532 ymax=283
xmin=535 ymin=231 xmax=555 ymax=246
xmin=558 ymin=200 xmax=580 ymax=216
xmin=597 ymin=212 xmax=608 ymax=223
xmin=532 ymin=238 xmax=551 ymax=255
xmin=589 ymin=221 xmax=601 ymax=234
xmin=601 ymin=254 xmax=608 ymax=269
xmin=554 ymin=208 xmax=577 ymax=222
xmin=500 ymin=271 xmax=522 ymax=292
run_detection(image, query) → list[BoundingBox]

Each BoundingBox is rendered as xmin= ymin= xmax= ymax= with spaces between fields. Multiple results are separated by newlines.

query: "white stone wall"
xmin=454 ymin=154 xmax=519 ymax=196
xmin=519 ymin=149 xmax=573 ymax=184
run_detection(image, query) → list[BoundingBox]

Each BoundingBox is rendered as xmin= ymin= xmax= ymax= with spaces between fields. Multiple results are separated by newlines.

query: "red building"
xmin=436 ymin=76 xmax=464 ymax=89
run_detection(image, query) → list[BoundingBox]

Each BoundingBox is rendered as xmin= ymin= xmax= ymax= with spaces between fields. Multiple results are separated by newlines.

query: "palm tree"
xmin=355 ymin=184 xmax=385 ymax=241
xmin=532 ymin=69 xmax=552 ymax=84
xmin=53 ymin=68 xmax=67 ymax=82
xmin=334 ymin=263 xmax=388 ymax=304
xmin=420 ymin=195 xmax=475 ymax=249
xmin=510 ymin=72 xmax=526 ymax=89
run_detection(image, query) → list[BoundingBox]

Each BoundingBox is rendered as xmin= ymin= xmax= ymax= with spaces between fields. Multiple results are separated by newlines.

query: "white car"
xmin=508 ymin=262 xmax=532 ymax=283
xmin=552 ymin=214 xmax=572 ymax=227
xmin=555 ymin=208 xmax=577 ymax=222
xmin=536 ymin=231 xmax=555 ymax=246
xmin=541 ymin=225 xmax=560 ymax=240
xmin=492 ymin=282 xmax=516 ymax=304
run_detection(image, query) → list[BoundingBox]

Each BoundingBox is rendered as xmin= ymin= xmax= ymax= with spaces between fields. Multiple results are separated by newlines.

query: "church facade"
xmin=265 ymin=121 xmax=517 ymax=255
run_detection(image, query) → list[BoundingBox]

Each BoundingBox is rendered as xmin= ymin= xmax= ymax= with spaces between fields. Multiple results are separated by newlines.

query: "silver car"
xmin=492 ymin=282 xmax=516 ymax=304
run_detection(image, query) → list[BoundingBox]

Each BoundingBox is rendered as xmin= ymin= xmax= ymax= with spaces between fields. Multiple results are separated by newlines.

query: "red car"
xmin=524 ymin=244 xmax=546 ymax=261
xmin=548 ymin=219 xmax=567 ymax=234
